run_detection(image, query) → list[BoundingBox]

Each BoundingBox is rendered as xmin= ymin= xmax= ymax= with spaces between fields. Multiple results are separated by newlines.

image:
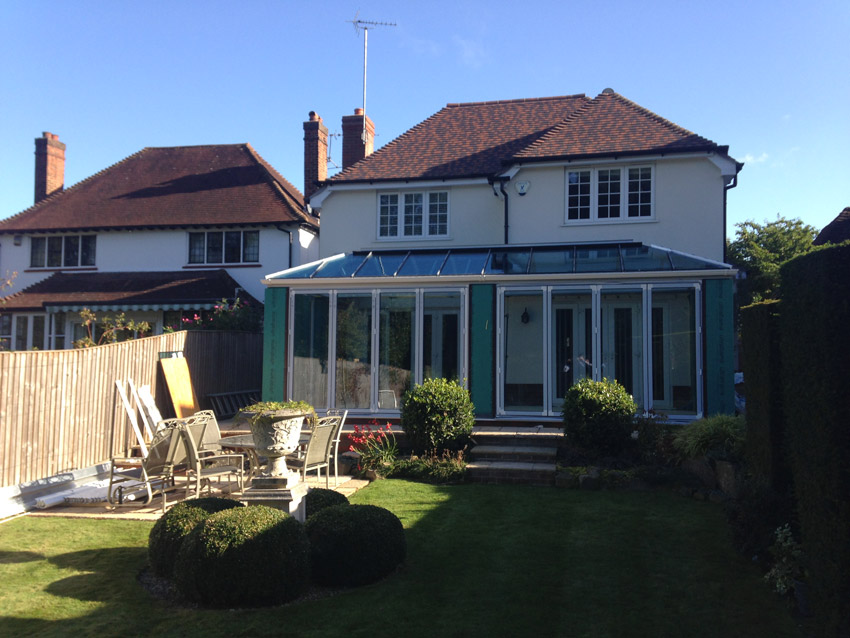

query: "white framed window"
xmin=378 ymin=191 xmax=449 ymax=239
xmin=188 ymin=230 xmax=259 ymax=265
xmin=565 ymin=165 xmax=654 ymax=223
xmin=30 ymin=235 xmax=96 ymax=268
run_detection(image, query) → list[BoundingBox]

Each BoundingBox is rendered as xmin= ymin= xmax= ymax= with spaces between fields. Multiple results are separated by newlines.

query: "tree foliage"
xmin=73 ymin=308 xmax=151 ymax=348
xmin=726 ymin=216 xmax=818 ymax=307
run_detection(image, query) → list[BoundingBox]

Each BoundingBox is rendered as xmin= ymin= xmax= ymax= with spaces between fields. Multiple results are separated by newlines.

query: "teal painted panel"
xmin=262 ymin=287 xmax=288 ymax=402
xmin=704 ymin=278 xmax=735 ymax=415
xmin=469 ymin=284 xmax=495 ymax=417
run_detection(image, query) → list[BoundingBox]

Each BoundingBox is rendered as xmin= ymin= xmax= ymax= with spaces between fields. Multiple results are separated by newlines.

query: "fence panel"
xmin=0 ymin=331 xmax=262 ymax=487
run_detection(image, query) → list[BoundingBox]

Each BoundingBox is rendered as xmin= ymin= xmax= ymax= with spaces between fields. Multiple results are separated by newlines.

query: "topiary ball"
xmin=148 ymin=497 xmax=243 ymax=578
xmin=304 ymin=488 xmax=349 ymax=520
xmin=305 ymin=504 xmax=405 ymax=587
xmin=400 ymin=377 xmax=475 ymax=454
xmin=174 ymin=505 xmax=310 ymax=608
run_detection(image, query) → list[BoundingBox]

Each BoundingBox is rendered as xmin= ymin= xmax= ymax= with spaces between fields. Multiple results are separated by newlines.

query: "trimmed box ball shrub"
xmin=304 ymin=487 xmax=349 ymax=520
xmin=562 ymin=378 xmax=636 ymax=454
xmin=174 ymin=505 xmax=310 ymax=608
xmin=305 ymin=504 xmax=405 ymax=587
xmin=400 ymin=378 xmax=475 ymax=453
xmin=148 ymin=497 xmax=242 ymax=578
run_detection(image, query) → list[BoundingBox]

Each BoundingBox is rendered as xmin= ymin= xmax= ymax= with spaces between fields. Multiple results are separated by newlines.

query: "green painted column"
xmin=262 ymin=287 xmax=288 ymax=402
xmin=469 ymin=284 xmax=496 ymax=418
xmin=704 ymin=278 xmax=735 ymax=415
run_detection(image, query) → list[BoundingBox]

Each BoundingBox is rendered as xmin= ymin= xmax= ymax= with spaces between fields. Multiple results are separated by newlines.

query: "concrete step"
xmin=467 ymin=460 xmax=557 ymax=486
xmin=470 ymin=444 xmax=557 ymax=462
xmin=471 ymin=425 xmax=563 ymax=447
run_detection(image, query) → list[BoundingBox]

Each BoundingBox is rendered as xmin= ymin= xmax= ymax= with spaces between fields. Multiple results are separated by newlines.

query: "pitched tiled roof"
xmin=0 ymin=144 xmax=315 ymax=234
xmin=0 ymin=270 xmax=258 ymax=311
xmin=813 ymin=207 xmax=850 ymax=246
xmin=515 ymin=91 xmax=721 ymax=160
xmin=329 ymin=95 xmax=591 ymax=183
xmin=328 ymin=90 xmax=730 ymax=184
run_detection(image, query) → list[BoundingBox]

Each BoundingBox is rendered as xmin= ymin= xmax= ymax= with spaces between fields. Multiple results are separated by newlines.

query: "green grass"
xmin=0 ymin=482 xmax=800 ymax=637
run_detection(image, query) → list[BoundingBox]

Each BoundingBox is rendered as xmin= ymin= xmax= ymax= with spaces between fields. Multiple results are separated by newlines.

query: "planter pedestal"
xmin=238 ymin=409 xmax=310 ymax=521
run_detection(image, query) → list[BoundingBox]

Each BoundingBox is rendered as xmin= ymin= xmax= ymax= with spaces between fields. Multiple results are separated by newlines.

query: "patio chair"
xmin=326 ymin=409 xmax=349 ymax=486
xmin=180 ymin=423 xmax=245 ymax=499
xmin=106 ymin=418 xmax=187 ymax=512
xmin=286 ymin=415 xmax=344 ymax=488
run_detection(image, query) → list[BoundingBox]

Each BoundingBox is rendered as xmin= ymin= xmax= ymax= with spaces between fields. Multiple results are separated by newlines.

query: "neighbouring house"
xmin=0 ymin=133 xmax=319 ymax=350
xmin=813 ymin=206 xmax=850 ymax=245
xmin=262 ymin=90 xmax=742 ymax=422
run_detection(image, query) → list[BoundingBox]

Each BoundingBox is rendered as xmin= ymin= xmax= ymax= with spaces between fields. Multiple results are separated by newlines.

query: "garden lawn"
xmin=0 ymin=481 xmax=800 ymax=638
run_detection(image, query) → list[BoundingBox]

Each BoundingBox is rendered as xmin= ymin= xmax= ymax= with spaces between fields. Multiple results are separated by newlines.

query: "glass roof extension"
xmin=269 ymin=243 xmax=730 ymax=280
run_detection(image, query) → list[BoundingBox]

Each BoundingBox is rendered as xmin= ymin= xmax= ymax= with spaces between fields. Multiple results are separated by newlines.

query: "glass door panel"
xmin=503 ymin=291 xmax=544 ymax=412
xmin=335 ymin=293 xmax=372 ymax=409
xmin=651 ymin=288 xmax=697 ymax=415
xmin=423 ymin=291 xmax=461 ymax=381
xmin=292 ymin=294 xmax=330 ymax=409
xmin=379 ymin=293 xmax=416 ymax=409
xmin=600 ymin=290 xmax=644 ymax=408
xmin=551 ymin=291 xmax=593 ymax=412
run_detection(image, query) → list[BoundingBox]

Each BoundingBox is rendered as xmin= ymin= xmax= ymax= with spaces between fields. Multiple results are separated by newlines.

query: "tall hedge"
xmin=780 ymin=244 xmax=850 ymax=637
xmin=740 ymin=300 xmax=787 ymax=490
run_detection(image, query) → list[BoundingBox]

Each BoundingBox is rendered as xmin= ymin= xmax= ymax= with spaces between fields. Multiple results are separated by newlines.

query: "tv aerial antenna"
xmin=347 ymin=12 xmax=396 ymax=144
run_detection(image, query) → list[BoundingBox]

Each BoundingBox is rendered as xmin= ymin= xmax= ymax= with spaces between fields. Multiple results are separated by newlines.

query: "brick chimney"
xmin=303 ymin=111 xmax=328 ymax=200
xmin=34 ymin=132 xmax=66 ymax=204
xmin=342 ymin=108 xmax=375 ymax=170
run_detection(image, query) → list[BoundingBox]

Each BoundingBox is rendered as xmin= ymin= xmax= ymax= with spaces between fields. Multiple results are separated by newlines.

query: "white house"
xmin=0 ymin=134 xmax=319 ymax=350
xmin=263 ymin=90 xmax=742 ymax=422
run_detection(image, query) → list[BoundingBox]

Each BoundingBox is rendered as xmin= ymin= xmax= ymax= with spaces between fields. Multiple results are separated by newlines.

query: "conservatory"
xmin=261 ymin=242 xmax=736 ymax=422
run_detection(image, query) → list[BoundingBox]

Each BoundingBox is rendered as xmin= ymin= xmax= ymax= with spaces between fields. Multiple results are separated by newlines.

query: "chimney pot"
xmin=354 ymin=108 xmax=364 ymax=116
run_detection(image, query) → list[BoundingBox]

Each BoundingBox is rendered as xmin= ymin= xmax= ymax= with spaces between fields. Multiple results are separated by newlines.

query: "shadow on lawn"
xmin=0 ymin=546 xmax=153 ymax=637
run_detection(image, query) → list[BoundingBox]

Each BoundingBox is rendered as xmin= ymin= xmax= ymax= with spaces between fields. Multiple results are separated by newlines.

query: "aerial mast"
xmin=347 ymin=13 xmax=396 ymax=144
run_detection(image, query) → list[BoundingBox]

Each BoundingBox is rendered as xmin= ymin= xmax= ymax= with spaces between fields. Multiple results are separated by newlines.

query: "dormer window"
xmin=566 ymin=165 xmax=654 ymax=223
xmin=188 ymin=231 xmax=259 ymax=265
xmin=30 ymin=235 xmax=96 ymax=268
xmin=378 ymin=191 xmax=449 ymax=239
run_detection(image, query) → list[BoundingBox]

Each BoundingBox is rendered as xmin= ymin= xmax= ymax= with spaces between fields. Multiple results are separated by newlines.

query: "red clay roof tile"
xmin=0 ymin=144 xmax=313 ymax=233
xmin=328 ymin=91 xmax=727 ymax=185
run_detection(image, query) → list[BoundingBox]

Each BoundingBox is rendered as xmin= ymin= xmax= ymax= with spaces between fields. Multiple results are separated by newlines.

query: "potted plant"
xmin=237 ymin=401 xmax=316 ymax=477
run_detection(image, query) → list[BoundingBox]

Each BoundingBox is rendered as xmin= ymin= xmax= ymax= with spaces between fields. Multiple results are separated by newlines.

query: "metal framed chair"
xmin=107 ymin=418 xmax=186 ymax=512
xmin=287 ymin=415 xmax=345 ymax=488
xmin=180 ymin=423 xmax=245 ymax=499
xmin=326 ymin=409 xmax=349 ymax=486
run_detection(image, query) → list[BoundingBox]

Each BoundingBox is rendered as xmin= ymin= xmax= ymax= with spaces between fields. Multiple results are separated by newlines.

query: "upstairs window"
xmin=30 ymin=235 xmax=96 ymax=268
xmin=378 ymin=191 xmax=449 ymax=239
xmin=566 ymin=165 xmax=654 ymax=223
xmin=188 ymin=230 xmax=260 ymax=265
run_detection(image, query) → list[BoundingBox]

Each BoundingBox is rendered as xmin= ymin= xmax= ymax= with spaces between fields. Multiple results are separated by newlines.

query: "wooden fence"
xmin=0 ymin=331 xmax=263 ymax=488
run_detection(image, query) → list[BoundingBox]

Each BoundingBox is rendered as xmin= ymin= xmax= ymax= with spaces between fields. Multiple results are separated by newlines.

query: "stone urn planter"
xmin=237 ymin=408 xmax=309 ymax=478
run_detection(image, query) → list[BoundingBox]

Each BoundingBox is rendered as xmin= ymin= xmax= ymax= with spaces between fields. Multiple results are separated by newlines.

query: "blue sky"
xmin=1 ymin=0 xmax=847 ymax=236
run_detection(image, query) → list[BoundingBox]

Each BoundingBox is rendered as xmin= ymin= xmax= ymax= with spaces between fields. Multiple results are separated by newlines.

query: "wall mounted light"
xmin=521 ymin=308 xmax=530 ymax=324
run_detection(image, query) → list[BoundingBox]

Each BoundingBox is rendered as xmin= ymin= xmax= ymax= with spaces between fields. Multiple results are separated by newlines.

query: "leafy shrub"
xmin=764 ymin=524 xmax=806 ymax=595
xmin=672 ymin=414 xmax=745 ymax=462
xmin=174 ymin=505 xmax=310 ymax=608
xmin=241 ymin=400 xmax=317 ymax=427
xmin=305 ymin=504 xmax=406 ymax=586
xmin=304 ymin=488 xmax=349 ymax=520
xmin=400 ymin=378 xmax=475 ymax=454
xmin=562 ymin=378 xmax=637 ymax=454
xmin=631 ymin=411 xmax=675 ymax=464
xmin=147 ymin=497 xmax=242 ymax=578
xmin=724 ymin=479 xmax=795 ymax=562
xmin=385 ymin=450 xmax=467 ymax=484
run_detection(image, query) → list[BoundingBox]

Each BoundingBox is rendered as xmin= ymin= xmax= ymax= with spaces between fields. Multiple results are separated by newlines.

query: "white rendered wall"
xmin=317 ymin=156 xmax=726 ymax=262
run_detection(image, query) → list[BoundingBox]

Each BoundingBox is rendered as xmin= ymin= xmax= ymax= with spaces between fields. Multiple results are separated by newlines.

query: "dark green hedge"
xmin=780 ymin=244 xmax=850 ymax=637
xmin=740 ymin=300 xmax=787 ymax=490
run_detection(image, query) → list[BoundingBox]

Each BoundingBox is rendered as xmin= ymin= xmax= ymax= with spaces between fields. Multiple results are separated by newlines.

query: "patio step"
xmin=467 ymin=425 xmax=561 ymax=485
